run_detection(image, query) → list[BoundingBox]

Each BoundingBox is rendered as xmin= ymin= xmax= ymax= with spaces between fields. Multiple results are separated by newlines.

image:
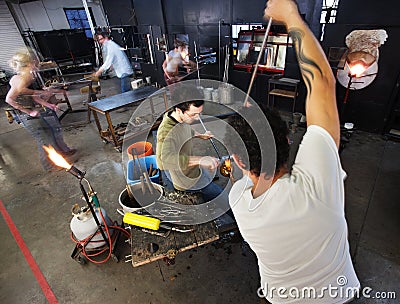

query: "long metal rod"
xmin=193 ymin=40 xmax=201 ymax=85
xmin=243 ymin=18 xmax=273 ymax=106
xmin=198 ymin=116 xmax=222 ymax=159
xmin=218 ymin=19 xmax=221 ymax=80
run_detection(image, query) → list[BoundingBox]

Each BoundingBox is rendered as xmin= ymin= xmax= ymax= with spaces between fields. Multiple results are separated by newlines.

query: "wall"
xmin=11 ymin=0 xmax=107 ymax=32
xmin=123 ymin=0 xmax=322 ymax=88
xmin=101 ymin=0 xmax=135 ymax=26
xmin=0 ymin=0 xmax=27 ymax=73
xmin=336 ymin=0 xmax=400 ymax=26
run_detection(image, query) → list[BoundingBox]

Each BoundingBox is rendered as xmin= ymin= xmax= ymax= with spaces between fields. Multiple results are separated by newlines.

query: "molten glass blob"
xmin=220 ymin=158 xmax=231 ymax=177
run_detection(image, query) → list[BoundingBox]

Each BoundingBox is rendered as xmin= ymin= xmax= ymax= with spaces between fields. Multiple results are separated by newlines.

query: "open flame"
xmin=349 ymin=63 xmax=367 ymax=77
xmin=224 ymin=158 xmax=231 ymax=170
xmin=43 ymin=145 xmax=72 ymax=169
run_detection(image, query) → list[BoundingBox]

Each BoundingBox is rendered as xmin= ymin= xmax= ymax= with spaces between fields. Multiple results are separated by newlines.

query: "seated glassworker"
xmin=155 ymin=84 xmax=226 ymax=204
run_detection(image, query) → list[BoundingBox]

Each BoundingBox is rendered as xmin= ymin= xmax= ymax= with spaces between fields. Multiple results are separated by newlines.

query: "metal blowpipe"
xmin=243 ymin=17 xmax=273 ymax=106
xmin=198 ymin=115 xmax=222 ymax=160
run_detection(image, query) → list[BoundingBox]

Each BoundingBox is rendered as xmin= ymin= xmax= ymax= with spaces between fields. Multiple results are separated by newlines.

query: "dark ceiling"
xmin=5 ymin=0 xmax=40 ymax=4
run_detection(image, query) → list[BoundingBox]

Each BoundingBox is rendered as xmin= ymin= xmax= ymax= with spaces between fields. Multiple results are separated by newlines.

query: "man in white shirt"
xmin=94 ymin=29 xmax=133 ymax=93
xmin=227 ymin=1 xmax=360 ymax=303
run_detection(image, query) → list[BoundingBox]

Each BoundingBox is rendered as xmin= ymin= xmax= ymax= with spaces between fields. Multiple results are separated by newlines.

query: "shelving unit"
xmin=267 ymin=77 xmax=300 ymax=113
xmin=233 ymin=28 xmax=292 ymax=75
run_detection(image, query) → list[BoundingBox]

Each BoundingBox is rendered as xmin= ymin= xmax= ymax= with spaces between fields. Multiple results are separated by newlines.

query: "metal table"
xmin=88 ymin=86 xmax=166 ymax=151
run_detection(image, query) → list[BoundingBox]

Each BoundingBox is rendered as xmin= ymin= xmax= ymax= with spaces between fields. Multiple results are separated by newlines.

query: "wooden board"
xmin=129 ymin=220 xmax=219 ymax=267
xmin=129 ymin=190 xmax=220 ymax=267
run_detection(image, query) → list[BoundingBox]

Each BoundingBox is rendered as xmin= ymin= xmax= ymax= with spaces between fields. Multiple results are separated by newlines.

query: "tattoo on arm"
xmin=289 ymin=28 xmax=323 ymax=94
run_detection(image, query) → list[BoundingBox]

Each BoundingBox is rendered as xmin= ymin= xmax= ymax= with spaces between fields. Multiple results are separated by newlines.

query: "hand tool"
xmin=132 ymin=148 xmax=146 ymax=194
xmin=126 ymin=184 xmax=134 ymax=199
xmin=198 ymin=115 xmax=222 ymax=160
xmin=133 ymin=147 xmax=155 ymax=194
xmin=123 ymin=212 xmax=160 ymax=230
xmin=159 ymin=206 xmax=187 ymax=217
xmin=123 ymin=212 xmax=193 ymax=233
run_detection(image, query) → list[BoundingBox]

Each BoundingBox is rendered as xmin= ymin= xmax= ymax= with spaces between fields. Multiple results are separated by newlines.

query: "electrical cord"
xmin=70 ymin=208 xmax=131 ymax=264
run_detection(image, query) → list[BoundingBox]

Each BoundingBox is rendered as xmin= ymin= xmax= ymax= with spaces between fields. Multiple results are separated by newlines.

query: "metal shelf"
xmin=267 ymin=77 xmax=299 ymax=113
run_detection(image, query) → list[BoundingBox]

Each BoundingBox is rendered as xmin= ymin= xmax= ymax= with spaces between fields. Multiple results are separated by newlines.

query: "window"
xmin=320 ymin=0 xmax=340 ymax=41
xmin=232 ymin=23 xmax=262 ymax=39
xmin=64 ymin=8 xmax=95 ymax=38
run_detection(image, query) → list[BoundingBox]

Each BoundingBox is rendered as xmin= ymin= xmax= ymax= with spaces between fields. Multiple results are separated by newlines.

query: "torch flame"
xmin=225 ymin=158 xmax=231 ymax=170
xmin=43 ymin=145 xmax=72 ymax=169
xmin=349 ymin=63 xmax=367 ymax=77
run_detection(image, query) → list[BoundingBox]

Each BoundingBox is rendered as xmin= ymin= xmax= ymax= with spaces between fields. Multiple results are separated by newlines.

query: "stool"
xmin=267 ymin=77 xmax=300 ymax=113
xmin=80 ymin=74 xmax=101 ymax=122
xmin=80 ymin=74 xmax=101 ymax=97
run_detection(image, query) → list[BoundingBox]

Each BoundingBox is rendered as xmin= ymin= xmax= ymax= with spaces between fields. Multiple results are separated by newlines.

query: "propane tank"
xmin=70 ymin=204 xmax=113 ymax=249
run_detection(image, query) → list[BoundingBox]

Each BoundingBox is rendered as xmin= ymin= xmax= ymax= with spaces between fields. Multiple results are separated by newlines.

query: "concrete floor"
xmin=0 ymin=77 xmax=399 ymax=304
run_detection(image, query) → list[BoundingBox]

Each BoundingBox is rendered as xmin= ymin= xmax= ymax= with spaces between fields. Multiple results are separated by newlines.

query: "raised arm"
xmin=265 ymin=0 xmax=340 ymax=147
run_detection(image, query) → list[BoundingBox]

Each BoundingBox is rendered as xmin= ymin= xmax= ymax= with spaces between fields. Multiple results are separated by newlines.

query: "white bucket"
xmin=119 ymin=182 xmax=163 ymax=213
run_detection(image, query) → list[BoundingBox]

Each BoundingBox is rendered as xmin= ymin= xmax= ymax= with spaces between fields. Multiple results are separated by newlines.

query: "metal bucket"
xmin=218 ymin=83 xmax=233 ymax=104
xmin=119 ymin=182 xmax=164 ymax=213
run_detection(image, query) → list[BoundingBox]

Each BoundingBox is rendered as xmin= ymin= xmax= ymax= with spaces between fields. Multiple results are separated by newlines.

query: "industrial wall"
xmin=10 ymin=0 xmax=106 ymax=32
xmin=101 ymin=0 xmax=322 ymax=99
xmin=0 ymin=0 xmax=27 ymax=73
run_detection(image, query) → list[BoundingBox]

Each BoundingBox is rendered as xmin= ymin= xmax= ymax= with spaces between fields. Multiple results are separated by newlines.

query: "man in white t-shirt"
xmin=227 ymin=1 xmax=360 ymax=303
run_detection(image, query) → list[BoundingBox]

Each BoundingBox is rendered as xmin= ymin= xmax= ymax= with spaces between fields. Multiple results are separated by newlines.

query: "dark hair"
xmin=174 ymin=39 xmax=187 ymax=49
xmin=94 ymin=26 xmax=110 ymax=39
xmin=170 ymin=83 xmax=204 ymax=112
xmin=227 ymin=106 xmax=289 ymax=177
xmin=174 ymin=100 xmax=204 ymax=112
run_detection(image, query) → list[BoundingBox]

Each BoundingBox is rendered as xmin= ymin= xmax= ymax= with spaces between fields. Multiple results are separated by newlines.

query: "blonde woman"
xmin=5 ymin=49 xmax=76 ymax=171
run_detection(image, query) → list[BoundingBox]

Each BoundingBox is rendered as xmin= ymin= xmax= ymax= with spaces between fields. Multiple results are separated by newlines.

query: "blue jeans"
xmin=164 ymin=168 xmax=227 ymax=203
xmin=120 ymin=75 xmax=132 ymax=93
xmin=19 ymin=108 xmax=72 ymax=170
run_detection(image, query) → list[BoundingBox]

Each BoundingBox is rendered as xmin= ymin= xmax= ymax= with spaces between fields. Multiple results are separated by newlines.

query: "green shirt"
xmin=156 ymin=112 xmax=200 ymax=190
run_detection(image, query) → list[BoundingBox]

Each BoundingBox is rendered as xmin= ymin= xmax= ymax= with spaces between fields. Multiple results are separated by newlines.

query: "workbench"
xmin=128 ymin=217 xmax=221 ymax=267
xmin=88 ymin=86 xmax=167 ymax=151
xmin=127 ymin=191 xmax=237 ymax=267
